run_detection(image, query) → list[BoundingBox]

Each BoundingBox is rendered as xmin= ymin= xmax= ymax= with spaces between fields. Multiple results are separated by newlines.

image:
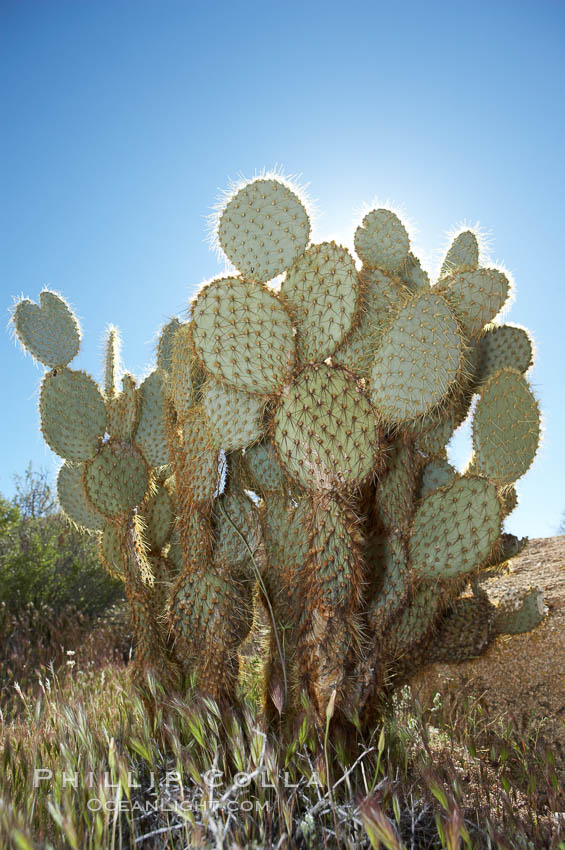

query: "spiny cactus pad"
xmin=438 ymin=268 xmax=510 ymax=337
xmin=217 ymin=178 xmax=310 ymax=283
xmin=12 ymin=291 xmax=81 ymax=368
xmin=472 ymin=368 xmax=541 ymax=485
xmin=494 ymin=587 xmax=546 ymax=635
xmin=334 ymin=268 xmax=409 ymax=377
xmin=140 ymin=481 xmax=174 ymax=553
xmin=240 ymin=440 xmax=286 ymax=496
xmin=419 ymin=458 xmax=457 ymax=498
xmin=57 ymin=461 xmax=105 ymax=532
xmin=273 ymin=364 xmax=379 ymax=490
xmin=40 ymin=368 xmax=106 ymax=461
xmin=398 ymin=252 xmax=428 ymax=289
xmin=354 ymin=208 xmax=410 ymax=271
xmin=439 ymin=230 xmax=479 ymax=277
xmin=99 ymin=521 xmax=125 ymax=578
xmin=369 ymin=291 xmax=465 ymax=425
xmin=280 ymin=241 xmax=358 ymax=362
xmin=106 ymin=374 xmax=138 ymax=441
xmin=157 ymin=317 xmax=182 ymax=373
xmin=135 ymin=370 xmax=169 ymax=467
xmin=409 ymin=476 xmax=501 ymax=580
xmin=85 ymin=442 xmax=149 ymax=518
xmin=192 ymin=277 xmax=295 ymax=394
xmin=477 ymin=324 xmax=533 ymax=383
xmin=12 ymin=172 xmax=543 ymax=731
xmin=203 ymin=378 xmax=266 ymax=451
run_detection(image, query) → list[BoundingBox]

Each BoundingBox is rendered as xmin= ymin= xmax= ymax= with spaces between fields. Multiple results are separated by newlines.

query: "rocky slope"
xmin=410 ymin=536 xmax=565 ymax=775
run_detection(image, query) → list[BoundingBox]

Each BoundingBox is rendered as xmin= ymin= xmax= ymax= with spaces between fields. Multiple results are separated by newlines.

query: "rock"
xmin=409 ymin=536 xmax=565 ymax=778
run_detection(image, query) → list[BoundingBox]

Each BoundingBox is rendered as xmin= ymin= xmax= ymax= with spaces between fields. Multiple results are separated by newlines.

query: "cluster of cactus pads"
xmin=11 ymin=174 xmax=544 ymax=731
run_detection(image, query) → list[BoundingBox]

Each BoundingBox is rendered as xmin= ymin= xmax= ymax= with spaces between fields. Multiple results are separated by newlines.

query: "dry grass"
xmin=0 ymin=622 xmax=564 ymax=849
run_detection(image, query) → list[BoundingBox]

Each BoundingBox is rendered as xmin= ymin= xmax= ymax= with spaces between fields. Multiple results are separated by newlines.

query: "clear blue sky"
xmin=2 ymin=0 xmax=564 ymax=537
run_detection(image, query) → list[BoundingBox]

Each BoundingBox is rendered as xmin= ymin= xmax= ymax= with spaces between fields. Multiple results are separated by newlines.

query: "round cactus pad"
xmin=192 ymin=277 xmax=295 ymax=394
xmin=12 ymin=290 xmax=81 ymax=368
xmin=57 ymin=461 xmax=105 ymax=531
xmin=472 ymin=369 xmax=540 ymax=485
xmin=391 ymin=584 xmax=440 ymax=655
xmin=243 ymin=440 xmax=285 ymax=495
xmin=217 ymin=178 xmax=310 ymax=283
xmin=477 ymin=324 xmax=533 ymax=383
xmin=135 ymin=370 xmax=169 ymax=467
xmin=273 ymin=364 xmax=379 ymax=490
xmin=370 ymin=291 xmax=464 ymax=426
xmin=203 ymin=379 xmax=266 ymax=451
xmin=85 ymin=442 xmax=149 ymax=518
xmin=280 ymin=241 xmax=359 ymax=362
xmin=40 ymin=368 xmax=106 ymax=461
xmin=438 ymin=268 xmax=510 ymax=337
xmin=334 ymin=268 xmax=409 ymax=377
xmin=409 ymin=476 xmax=501 ymax=580
xmin=410 ymin=407 xmax=457 ymax=457
xmin=354 ymin=209 xmax=410 ymax=272
xmin=419 ymin=459 xmax=457 ymax=498
xmin=439 ymin=231 xmax=479 ymax=277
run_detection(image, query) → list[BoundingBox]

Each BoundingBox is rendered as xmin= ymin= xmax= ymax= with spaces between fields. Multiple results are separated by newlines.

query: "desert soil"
xmin=410 ymin=535 xmax=565 ymax=774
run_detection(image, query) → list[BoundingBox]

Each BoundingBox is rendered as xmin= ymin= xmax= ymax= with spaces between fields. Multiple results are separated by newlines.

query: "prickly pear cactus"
xmin=11 ymin=173 xmax=543 ymax=732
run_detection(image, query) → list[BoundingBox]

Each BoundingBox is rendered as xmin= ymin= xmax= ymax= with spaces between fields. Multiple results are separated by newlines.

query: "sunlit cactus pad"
xmin=11 ymin=171 xmax=543 ymax=731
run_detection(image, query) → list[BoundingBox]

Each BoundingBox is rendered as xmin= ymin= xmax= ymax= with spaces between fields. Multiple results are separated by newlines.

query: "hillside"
xmin=411 ymin=535 xmax=565 ymax=777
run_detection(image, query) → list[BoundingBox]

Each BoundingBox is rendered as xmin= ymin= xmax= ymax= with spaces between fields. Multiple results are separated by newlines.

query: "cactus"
xmin=10 ymin=173 xmax=544 ymax=732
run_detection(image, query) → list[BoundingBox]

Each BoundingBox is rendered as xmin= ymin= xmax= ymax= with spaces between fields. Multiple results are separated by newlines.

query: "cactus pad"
xmin=135 ymin=370 xmax=169 ymax=467
xmin=399 ymin=253 xmax=430 ymax=289
xmin=370 ymin=291 xmax=465 ymax=426
xmin=477 ymin=324 xmax=533 ymax=383
xmin=178 ymin=413 xmax=219 ymax=505
xmin=439 ymin=230 xmax=479 ymax=277
xmin=410 ymin=407 xmax=457 ymax=457
xmin=192 ymin=277 xmax=295 ymax=394
xmin=140 ymin=481 xmax=174 ymax=553
xmin=438 ymin=268 xmax=510 ymax=337
xmin=494 ymin=586 xmax=545 ymax=635
xmin=309 ymin=495 xmax=363 ymax=609
xmin=107 ymin=374 xmax=138 ymax=441
xmin=12 ymin=291 xmax=81 ymax=368
xmin=57 ymin=461 xmax=105 ymax=532
xmin=40 ymin=368 xmax=106 ymax=461
xmin=409 ymin=476 xmax=501 ymax=580
xmin=273 ymin=364 xmax=379 ymax=490
xmin=354 ymin=209 xmax=410 ymax=272
xmin=203 ymin=378 xmax=266 ymax=451
xmin=241 ymin=440 xmax=286 ymax=495
xmin=99 ymin=521 xmax=125 ymax=578
xmin=472 ymin=369 xmax=540 ymax=485
xmin=157 ymin=317 xmax=182 ymax=373
xmin=334 ymin=268 xmax=409 ymax=377
xmin=419 ymin=459 xmax=457 ymax=498
xmin=85 ymin=442 xmax=149 ymax=518
xmin=217 ymin=178 xmax=310 ymax=283
xmin=280 ymin=241 xmax=359 ymax=362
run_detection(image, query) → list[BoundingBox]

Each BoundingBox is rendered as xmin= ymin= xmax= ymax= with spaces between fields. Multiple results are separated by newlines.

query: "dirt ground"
xmin=410 ymin=536 xmax=565 ymax=774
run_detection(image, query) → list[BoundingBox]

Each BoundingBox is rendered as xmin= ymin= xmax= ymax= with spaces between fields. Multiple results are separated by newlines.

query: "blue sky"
xmin=1 ymin=0 xmax=564 ymax=536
